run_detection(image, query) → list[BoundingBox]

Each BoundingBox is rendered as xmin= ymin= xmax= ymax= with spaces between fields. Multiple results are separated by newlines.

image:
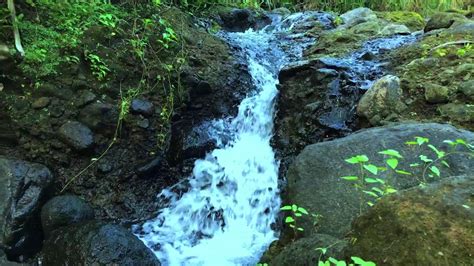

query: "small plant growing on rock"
xmin=86 ymin=52 xmax=110 ymax=81
xmin=318 ymin=256 xmax=376 ymax=266
xmin=280 ymin=204 xmax=318 ymax=239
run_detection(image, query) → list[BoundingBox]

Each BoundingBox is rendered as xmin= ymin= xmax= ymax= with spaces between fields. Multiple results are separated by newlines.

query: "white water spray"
xmin=135 ymin=13 xmax=321 ymax=266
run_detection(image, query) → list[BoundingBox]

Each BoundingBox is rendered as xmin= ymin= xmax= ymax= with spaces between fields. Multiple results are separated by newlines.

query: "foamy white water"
xmin=134 ymin=13 xmax=330 ymax=266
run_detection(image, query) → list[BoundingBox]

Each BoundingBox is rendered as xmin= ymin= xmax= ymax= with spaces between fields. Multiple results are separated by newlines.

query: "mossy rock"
xmin=377 ymin=11 xmax=425 ymax=31
xmin=305 ymin=28 xmax=366 ymax=57
xmin=424 ymin=12 xmax=469 ymax=32
xmin=344 ymin=175 xmax=474 ymax=265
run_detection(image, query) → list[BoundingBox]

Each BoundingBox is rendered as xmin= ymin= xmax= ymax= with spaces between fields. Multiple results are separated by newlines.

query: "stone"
xmin=455 ymin=63 xmax=474 ymax=78
xmin=424 ymin=83 xmax=450 ymax=103
xmin=377 ymin=11 xmax=425 ymax=31
xmin=131 ymin=99 xmax=154 ymax=117
xmin=79 ymin=102 xmax=118 ymax=131
xmin=75 ymin=91 xmax=97 ymax=107
xmin=0 ymin=44 xmax=10 ymax=61
xmin=42 ymin=221 xmax=160 ymax=265
xmin=446 ymin=21 xmax=474 ymax=35
xmin=41 ymin=195 xmax=94 ymax=237
xmin=0 ymin=250 xmax=21 ymax=266
xmin=286 ymin=123 xmax=474 ymax=238
xmin=357 ymin=75 xmax=407 ymax=125
xmin=438 ymin=103 xmax=474 ymax=123
xmin=344 ymin=175 xmax=474 ymax=265
xmin=137 ymin=119 xmax=150 ymax=129
xmin=424 ymin=12 xmax=468 ymax=32
xmin=219 ymin=8 xmax=271 ymax=32
xmin=0 ymin=157 xmax=54 ymax=260
xmin=340 ymin=8 xmax=377 ymax=28
xmin=379 ymin=24 xmax=411 ymax=36
xmin=31 ymin=97 xmax=51 ymax=109
xmin=58 ymin=121 xmax=94 ymax=151
xmin=269 ymin=234 xmax=347 ymax=266
xmin=459 ymin=80 xmax=474 ymax=100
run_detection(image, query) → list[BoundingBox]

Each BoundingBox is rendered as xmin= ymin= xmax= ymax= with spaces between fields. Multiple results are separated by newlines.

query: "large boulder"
xmin=344 ymin=175 xmax=474 ymax=265
xmin=424 ymin=12 xmax=469 ymax=32
xmin=357 ymin=75 xmax=407 ymax=125
xmin=42 ymin=221 xmax=160 ymax=265
xmin=218 ymin=8 xmax=271 ymax=32
xmin=0 ymin=157 xmax=53 ymax=261
xmin=340 ymin=8 xmax=377 ymax=28
xmin=286 ymin=123 xmax=474 ymax=238
xmin=41 ymin=195 xmax=95 ymax=237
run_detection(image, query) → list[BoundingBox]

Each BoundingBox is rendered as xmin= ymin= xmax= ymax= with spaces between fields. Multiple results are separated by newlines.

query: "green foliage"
xmin=280 ymin=204 xmax=319 ymax=238
xmin=341 ymin=137 xmax=473 ymax=209
xmin=318 ymin=256 xmax=376 ymax=266
xmin=86 ymin=53 xmax=110 ymax=81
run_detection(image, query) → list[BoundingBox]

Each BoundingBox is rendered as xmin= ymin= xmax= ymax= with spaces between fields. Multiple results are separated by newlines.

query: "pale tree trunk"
xmin=7 ymin=0 xmax=25 ymax=57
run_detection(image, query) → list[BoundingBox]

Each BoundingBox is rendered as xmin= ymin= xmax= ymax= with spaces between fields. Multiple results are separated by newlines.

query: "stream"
xmin=134 ymin=12 xmax=418 ymax=266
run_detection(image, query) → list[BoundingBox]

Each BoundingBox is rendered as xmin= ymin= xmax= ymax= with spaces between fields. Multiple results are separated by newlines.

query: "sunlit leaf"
xmin=430 ymin=166 xmax=441 ymax=177
xmin=387 ymin=158 xmax=398 ymax=169
xmin=285 ymin=216 xmax=294 ymax=223
xmin=341 ymin=176 xmax=359 ymax=181
xmin=395 ymin=170 xmax=412 ymax=175
xmin=280 ymin=205 xmax=292 ymax=211
xmin=378 ymin=149 xmax=403 ymax=158
xmin=419 ymin=155 xmax=433 ymax=163
xmin=297 ymin=207 xmax=309 ymax=215
xmin=363 ymin=164 xmax=378 ymax=175
xmin=363 ymin=191 xmax=378 ymax=198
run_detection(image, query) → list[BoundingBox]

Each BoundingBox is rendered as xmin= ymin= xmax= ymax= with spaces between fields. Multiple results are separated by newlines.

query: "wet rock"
xmin=136 ymin=156 xmax=163 ymax=178
xmin=0 ymin=44 xmax=10 ymax=61
xmin=137 ymin=119 xmax=150 ymax=129
xmin=31 ymin=97 xmax=50 ymax=109
xmin=0 ymin=250 xmax=21 ymax=266
xmin=219 ymin=8 xmax=271 ymax=32
xmin=286 ymin=123 xmax=474 ymax=238
xmin=131 ymin=99 xmax=154 ymax=117
xmin=424 ymin=12 xmax=468 ymax=32
xmin=344 ymin=175 xmax=474 ymax=265
xmin=36 ymin=83 xmax=74 ymax=101
xmin=272 ymin=7 xmax=291 ymax=16
xmin=79 ymin=102 xmax=118 ymax=131
xmin=340 ymin=8 xmax=377 ymax=28
xmin=97 ymin=160 xmax=113 ymax=174
xmin=0 ymin=157 xmax=53 ymax=261
xmin=438 ymin=103 xmax=474 ymax=123
xmin=75 ymin=91 xmax=97 ymax=107
xmin=446 ymin=21 xmax=474 ymax=35
xmin=269 ymin=234 xmax=347 ymax=266
xmin=459 ymin=80 xmax=474 ymax=100
xmin=58 ymin=121 xmax=94 ymax=151
xmin=424 ymin=83 xmax=450 ymax=103
xmin=42 ymin=221 xmax=160 ymax=265
xmin=357 ymin=75 xmax=407 ymax=125
xmin=379 ymin=24 xmax=411 ymax=36
xmin=41 ymin=195 xmax=94 ymax=237
xmin=350 ymin=20 xmax=383 ymax=35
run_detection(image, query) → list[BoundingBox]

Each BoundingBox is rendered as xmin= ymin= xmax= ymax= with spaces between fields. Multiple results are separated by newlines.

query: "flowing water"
xmin=134 ymin=12 xmax=418 ymax=266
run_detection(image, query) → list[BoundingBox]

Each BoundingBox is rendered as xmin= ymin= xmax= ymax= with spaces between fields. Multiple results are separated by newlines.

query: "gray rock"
xmin=340 ymin=8 xmax=377 ymax=28
xmin=79 ymin=102 xmax=118 ymax=131
xmin=58 ymin=121 xmax=94 ymax=151
xmin=0 ymin=44 xmax=10 ymax=61
xmin=42 ymin=221 xmax=160 ymax=265
xmin=286 ymin=123 xmax=474 ymax=238
xmin=269 ymin=234 xmax=347 ymax=266
xmin=379 ymin=24 xmax=411 ymax=36
xmin=31 ymin=97 xmax=51 ymax=109
xmin=344 ymin=175 xmax=474 ymax=265
xmin=41 ymin=195 xmax=94 ymax=237
xmin=75 ymin=91 xmax=97 ymax=107
xmin=219 ymin=8 xmax=271 ymax=32
xmin=424 ymin=12 xmax=468 ymax=32
xmin=455 ymin=63 xmax=474 ymax=77
xmin=357 ymin=75 xmax=407 ymax=125
xmin=438 ymin=103 xmax=474 ymax=123
xmin=446 ymin=21 xmax=474 ymax=35
xmin=0 ymin=250 xmax=21 ymax=266
xmin=131 ymin=99 xmax=154 ymax=117
xmin=459 ymin=80 xmax=474 ymax=100
xmin=0 ymin=157 xmax=53 ymax=260
xmin=424 ymin=83 xmax=450 ymax=103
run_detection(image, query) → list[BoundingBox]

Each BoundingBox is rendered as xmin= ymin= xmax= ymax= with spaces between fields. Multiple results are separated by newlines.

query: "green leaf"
xmin=419 ymin=155 xmax=433 ymax=163
xmin=428 ymin=144 xmax=445 ymax=158
xmin=405 ymin=141 xmax=418 ymax=145
xmin=367 ymin=201 xmax=374 ymax=206
xmin=364 ymin=178 xmax=380 ymax=184
xmin=294 ymin=212 xmax=302 ymax=217
xmin=443 ymin=140 xmax=456 ymax=146
xmin=441 ymin=160 xmax=450 ymax=168
xmin=415 ymin=136 xmax=429 ymax=146
xmin=378 ymin=149 xmax=403 ymax=158
xmin=410 ymin=163 xmax=421 ymax=167
xmin=280 ymin=205 xmax=292 ymax=211
xmin=372 ymin=187 xmax=384 ymax=195
xmin=430 ymin=166 xmax=441 ymax=177
xmin=296 ymin=227 xmax=304 ymax=232
xmin=385 ymin=188 xmax=398 ymax=194
xmin=341 ymin=176 xmax=359 ymax=181
xmin=318 ymin=261 xmax=330 ymax=266
xmin=351 ymin=256 xmax=376 ymax=266
xmin=455 ymin=139 xmax=466 ymax=145
xmin=297 ymin=207 xmax=309 ymax=215
xmin=462 ymin=204 xmax=470 ymax=209
xmin=285 ymin=216 xmax=294 ymax=224
xmin=363 ymin=164 xmax=378 ymax=175
xmin=363 ymin=191 xmax=379 ymax=198
xmin=291 ymin=204 xmax=297 ymax=212
xmin=345 ymin=155 xmax=369 ymax=164
xmin=395 ymin=170 xmax=412 ymax=175
xmin=387 ymin=158 xmax=398 ymax=169
xmin=315 ymin=247 xmax=327 ymax=254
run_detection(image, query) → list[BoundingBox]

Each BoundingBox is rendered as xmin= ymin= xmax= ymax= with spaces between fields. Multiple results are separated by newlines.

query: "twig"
xmin=429 ymin=40 xmax=473 ymax=53
xmin=7 ymin=0 xmax=25 ymax=57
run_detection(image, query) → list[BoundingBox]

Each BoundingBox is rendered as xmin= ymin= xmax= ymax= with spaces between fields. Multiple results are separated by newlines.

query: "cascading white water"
xmin=134 ymin=13 xmax=320 ymax=266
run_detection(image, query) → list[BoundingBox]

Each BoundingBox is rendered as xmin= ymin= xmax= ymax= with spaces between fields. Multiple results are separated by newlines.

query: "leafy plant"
xmin=86 ymin=53 xmax=110 ymax=81
xmin=280 ymin=204 xmax=319 ymax=239
xmin=318 ymin=256 xmax=376 ymax=266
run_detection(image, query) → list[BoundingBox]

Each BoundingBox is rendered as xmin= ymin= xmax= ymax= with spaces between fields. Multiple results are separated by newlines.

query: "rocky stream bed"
xmin=0 ymin=5 xmax=473 ymax=266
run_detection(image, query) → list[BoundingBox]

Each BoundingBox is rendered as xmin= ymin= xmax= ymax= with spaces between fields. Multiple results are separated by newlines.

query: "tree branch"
xmin=7 ymin=0 xmax=25 ymax=57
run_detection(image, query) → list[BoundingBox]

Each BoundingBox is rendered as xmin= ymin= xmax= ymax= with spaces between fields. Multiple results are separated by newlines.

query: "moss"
xmin=305 ymin=28 xmax=366 ymax=57
xmin=377 ymin=11 xmax=425 ymax=31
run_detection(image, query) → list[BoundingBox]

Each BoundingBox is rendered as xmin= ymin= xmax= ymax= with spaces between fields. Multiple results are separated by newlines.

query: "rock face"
xmin=131 ymin=99 xmax=154 ymax=117
xmin=286 ymin=123 xmax=474 ymax=238
xmin=0 ymin=157 xmax=53 ymax=261
xmin=438 ymin=103 xmax=474 ymax=123
xmin=58 ymin=121 xmax=94 ymax=151
xmin=379 ymin=24 xmax=411 ymax=36
xmin=344 ymin=175 xmax=474 ymax=265
xmin=218 ymin=8 xmax=271 ymax=32
xmin=424 ymin=83 xmax=450 ymax=103
xmin=357 ymin=75 xmax=407 ymax=125
xmin=460 ymin=80 xmax=474 ymax=100
xmin=42 ymin=221 xmax=160 ymax=265
xmin=41 ymin=195 xmax=95 ymax=237
xmin=340 ymin=8 xmax=377 ymax=28
xmin=79 ymin=102 xmax=118 ymax=132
